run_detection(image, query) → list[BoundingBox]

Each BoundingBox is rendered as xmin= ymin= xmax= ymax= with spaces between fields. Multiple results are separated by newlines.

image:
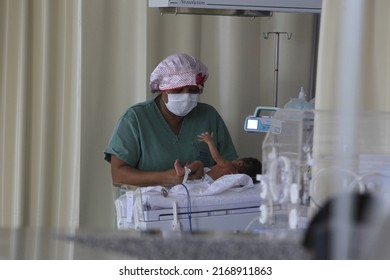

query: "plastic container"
xmin=284 ymin=87 xmax=314 ymax=110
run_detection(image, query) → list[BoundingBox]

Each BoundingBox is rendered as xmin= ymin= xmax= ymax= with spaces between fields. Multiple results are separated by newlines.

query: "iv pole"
xmin=263 ymin=32 xmax=292 ymax=107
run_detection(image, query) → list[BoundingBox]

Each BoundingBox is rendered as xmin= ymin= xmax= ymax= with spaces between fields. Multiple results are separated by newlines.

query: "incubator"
xmin=258 ymin=108 xmax=314 ymax=230
xmin=257 ymin=108 xmax=390 ymax=240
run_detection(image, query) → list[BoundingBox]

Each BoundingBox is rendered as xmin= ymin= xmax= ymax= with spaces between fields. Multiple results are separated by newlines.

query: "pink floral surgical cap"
xmin=150 ymin=53 xmax=209 ymax=93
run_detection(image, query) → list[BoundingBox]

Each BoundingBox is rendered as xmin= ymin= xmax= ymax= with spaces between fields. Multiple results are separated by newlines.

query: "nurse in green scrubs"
xmin=105 ymin=53 xmax=238 ymax=187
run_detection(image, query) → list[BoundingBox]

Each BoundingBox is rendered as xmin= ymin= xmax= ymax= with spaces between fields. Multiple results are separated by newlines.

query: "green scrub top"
xmin=104 ymin=96 xmax=238 ymax=171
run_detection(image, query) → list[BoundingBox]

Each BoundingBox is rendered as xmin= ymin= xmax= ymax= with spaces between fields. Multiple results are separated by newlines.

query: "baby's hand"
xmin=197 ymin=132 xmax=213 ymax=143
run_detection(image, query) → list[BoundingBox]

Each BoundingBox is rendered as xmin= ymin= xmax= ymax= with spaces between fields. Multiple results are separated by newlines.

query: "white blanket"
xmin=142 ymin=174 xmax=254 ymax=196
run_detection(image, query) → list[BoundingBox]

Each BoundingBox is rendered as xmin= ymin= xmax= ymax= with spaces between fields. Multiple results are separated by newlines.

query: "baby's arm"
xmin=197 ymin=132 xmax=234 ymax=170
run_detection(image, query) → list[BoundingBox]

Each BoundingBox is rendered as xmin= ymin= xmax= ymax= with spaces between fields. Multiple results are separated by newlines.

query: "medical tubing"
xmin=309 ymin=166 xmax=362 ymax=208
xmin=347 ymin=172 xmax=390 ymax=193
xmin=180 ymin=183 xmax=192 ymax=232
xmin=244 ymin=215 xmax=262 ymax=233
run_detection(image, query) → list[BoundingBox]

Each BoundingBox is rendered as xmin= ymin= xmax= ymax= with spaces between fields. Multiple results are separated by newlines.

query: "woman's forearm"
xmin=110 ymin=155 xmax=182 ymax=187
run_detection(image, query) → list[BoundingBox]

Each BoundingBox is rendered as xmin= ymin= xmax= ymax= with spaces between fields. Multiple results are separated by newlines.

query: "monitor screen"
xmin=247 ymin=119 xmax=258 ymax=130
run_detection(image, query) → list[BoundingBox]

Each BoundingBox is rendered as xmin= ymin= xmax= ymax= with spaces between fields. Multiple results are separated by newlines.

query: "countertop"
xmin=0 ymin=227 xmax=310 ymax=260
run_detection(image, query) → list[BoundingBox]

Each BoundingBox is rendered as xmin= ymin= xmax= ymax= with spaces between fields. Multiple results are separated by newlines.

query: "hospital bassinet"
xmin=113 ymin=174 xmax=270 ymax=232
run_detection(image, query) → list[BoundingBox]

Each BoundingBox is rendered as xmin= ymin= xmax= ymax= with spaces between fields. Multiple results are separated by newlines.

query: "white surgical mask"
xmin=165 ymin=93 xmax=199 ymax=116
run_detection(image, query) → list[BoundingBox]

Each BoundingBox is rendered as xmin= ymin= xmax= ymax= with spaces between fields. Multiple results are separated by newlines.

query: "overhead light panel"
xmin=149 ymin=0 xmax=322 ymax=15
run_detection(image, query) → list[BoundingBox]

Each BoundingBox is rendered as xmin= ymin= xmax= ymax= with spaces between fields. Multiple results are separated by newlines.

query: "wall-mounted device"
xmin=244 ymin=106 xmax=278 ymax=133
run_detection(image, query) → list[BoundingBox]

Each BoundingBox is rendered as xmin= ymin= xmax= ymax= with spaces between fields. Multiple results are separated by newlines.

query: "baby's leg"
xmin=174 ymin=159 xmax=185 ymax=177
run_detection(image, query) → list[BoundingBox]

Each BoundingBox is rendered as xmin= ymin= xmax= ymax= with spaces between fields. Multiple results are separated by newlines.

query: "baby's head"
xmin=234 ymin=157 xmax=262 ymax=182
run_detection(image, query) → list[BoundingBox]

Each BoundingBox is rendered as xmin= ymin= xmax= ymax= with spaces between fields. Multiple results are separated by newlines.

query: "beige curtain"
xmin=316 ymin=0 xmax=390 ymax=111
xmin=1 ymin=0 xmax=316 ymax=230
xmin=0 ymin=0 xmax=81 ymax=229
xmin=312 ymin=0 xmax=390 ymax=206
xmin=311 ymin=1 xmax=390 ymax=259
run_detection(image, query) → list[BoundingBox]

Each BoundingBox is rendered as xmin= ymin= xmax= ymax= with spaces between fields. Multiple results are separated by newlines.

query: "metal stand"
xmin=263 ymin=32 xmax=292 ymax=107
